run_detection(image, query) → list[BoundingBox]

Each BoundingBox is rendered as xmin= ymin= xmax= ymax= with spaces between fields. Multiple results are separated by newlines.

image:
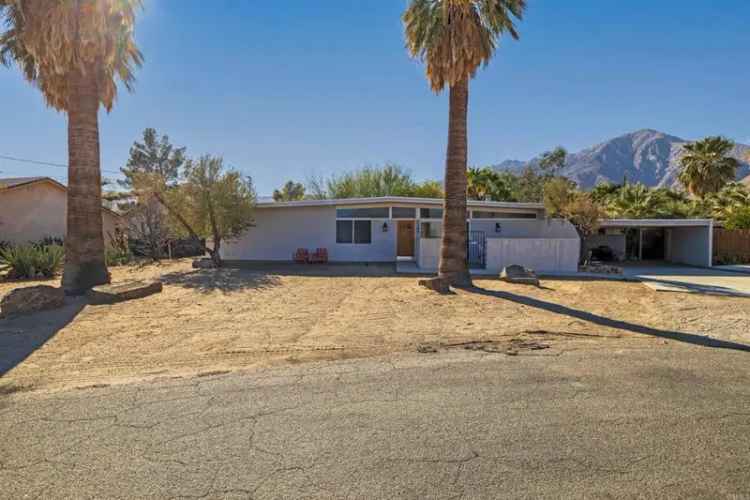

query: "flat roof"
xmin=599 ymin=219 xmax=713 ymax=227
xmin=256 ymin=196 xmax=544 ymax=210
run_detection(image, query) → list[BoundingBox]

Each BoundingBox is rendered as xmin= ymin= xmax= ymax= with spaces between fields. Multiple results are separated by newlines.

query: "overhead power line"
xmin=0 ymin=154 xmax=123 ymax=175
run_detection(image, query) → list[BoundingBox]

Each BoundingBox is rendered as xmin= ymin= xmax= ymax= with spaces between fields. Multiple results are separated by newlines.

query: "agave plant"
xmin=0 ymin=244 xmax=64 ymax=280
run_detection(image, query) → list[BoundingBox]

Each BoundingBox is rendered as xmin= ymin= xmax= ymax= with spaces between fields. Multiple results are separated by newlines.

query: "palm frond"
xmin=404 ymin=0 xmax=526 ymax=92
xmin=0 ymin=0 xmax=143 ymax=112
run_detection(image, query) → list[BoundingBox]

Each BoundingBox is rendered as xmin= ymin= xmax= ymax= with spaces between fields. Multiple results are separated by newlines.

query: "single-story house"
xmin=0 ymin=177 xmax=122 ymax=247
xmin=221 ymin=197 xmax=582 ymax=273
xmin=222 ymin=196 xmax=717 ymax=273
xmin=584 ymin=219 xmax=714 ymax=267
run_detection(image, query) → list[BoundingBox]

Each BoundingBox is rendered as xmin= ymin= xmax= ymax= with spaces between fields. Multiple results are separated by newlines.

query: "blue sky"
xmin=1 ymin=0 xmax=748 ymax=195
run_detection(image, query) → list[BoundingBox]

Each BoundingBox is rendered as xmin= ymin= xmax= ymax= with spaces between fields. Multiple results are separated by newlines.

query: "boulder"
xmin=500 ymin=265 xmax=540 ymax=286
xmin=87 ymin=280 xmax=163 ymax=305
xmin=418 ymin=277 xmax=451 ymax=294
xmin=192 ymin=258 xmax=216 ymax=269
xmin=0 ymin=285 xmax=65 ymax=318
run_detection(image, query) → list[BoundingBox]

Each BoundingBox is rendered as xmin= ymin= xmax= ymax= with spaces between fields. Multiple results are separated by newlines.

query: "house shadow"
xmin=464 ymin=286 xmax=750 ymax=353
xmin=221 ymin=261 xmax=398 ymax=278
xmin=160 ymin=267 xmax=283 ymax=294
xmin=636 ymin=277 xmax=750 ymax=298
xmin=0 ymin=297 xmax=86 ymax=379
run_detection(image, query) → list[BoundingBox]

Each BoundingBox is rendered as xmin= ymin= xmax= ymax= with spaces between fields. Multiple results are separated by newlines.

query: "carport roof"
xmin=599 ymin=219 xmax=713 ymax=227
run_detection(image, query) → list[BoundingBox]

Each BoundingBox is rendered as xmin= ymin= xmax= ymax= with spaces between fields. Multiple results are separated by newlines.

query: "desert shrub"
xmin=106 ymin=247 xmax=133 ymax=267
xmin=0 ymin=244 xmax=64 ymax=279
xmin=106 ymin=227 xmax=134 ymax=266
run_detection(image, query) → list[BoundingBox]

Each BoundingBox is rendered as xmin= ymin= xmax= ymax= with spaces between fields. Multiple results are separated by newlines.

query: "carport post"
xmin=638 ymin=228 xmax=643 ymax=261
xmin=708 ymin=220 xmax=714 ymax=267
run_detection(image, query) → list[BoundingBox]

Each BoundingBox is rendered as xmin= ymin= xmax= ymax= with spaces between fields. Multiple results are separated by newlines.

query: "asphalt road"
xmin=2 ymin=345 xmax=750 ymax=499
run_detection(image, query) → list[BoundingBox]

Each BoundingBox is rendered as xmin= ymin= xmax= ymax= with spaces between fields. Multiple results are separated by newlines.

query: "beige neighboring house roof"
xmin=0 ymin=176 xmax=122 ymax=218
xmin=742 ymin=175 xmax=750 ymax=187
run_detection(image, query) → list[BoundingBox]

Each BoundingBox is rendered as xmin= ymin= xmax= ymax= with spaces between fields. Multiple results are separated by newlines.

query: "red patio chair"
xmin=293 ymin=248 xmax=309 ymax=263
xmin=310 ymin=248 xmax=328 ymax=264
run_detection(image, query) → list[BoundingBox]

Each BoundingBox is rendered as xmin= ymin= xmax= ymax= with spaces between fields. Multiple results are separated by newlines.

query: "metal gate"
xmin=467 ymin=231 xmax=487 ymax=269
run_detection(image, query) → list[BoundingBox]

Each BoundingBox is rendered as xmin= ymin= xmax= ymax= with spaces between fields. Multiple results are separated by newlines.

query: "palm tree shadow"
xmin=160 ymin=267 xmax=282 ymax=294
xmin=0 ymin=297 xmax=86 ymax=378
xmin=465 ymin=286 xmax=750 ymax=353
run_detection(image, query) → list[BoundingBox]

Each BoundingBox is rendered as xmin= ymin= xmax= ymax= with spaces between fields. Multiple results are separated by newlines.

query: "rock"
xmin=418 ymin=277 xmax=451 ymax=294
xmin=192 ymin=258 xmax=216 ymax=269
xmin=579 ymin=263 xmax=623 ymax=275
xmin=0 ymin=285 xmax=65 ymax=318
xmin=500 ymin=265 xmax=540 ymax=286
xmin=86 ymin=280 xmax=163 ymax=305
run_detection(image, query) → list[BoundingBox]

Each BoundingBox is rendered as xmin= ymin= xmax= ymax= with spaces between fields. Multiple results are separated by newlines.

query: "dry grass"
xmin=1 ymin=259 xmax=749 ymax=393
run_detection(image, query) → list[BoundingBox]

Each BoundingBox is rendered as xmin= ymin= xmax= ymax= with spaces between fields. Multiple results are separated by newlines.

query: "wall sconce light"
xmin=382 ymin=222 xmax=389 ymax=232
xmin=495 ymin=223 xmax=502 ymax=233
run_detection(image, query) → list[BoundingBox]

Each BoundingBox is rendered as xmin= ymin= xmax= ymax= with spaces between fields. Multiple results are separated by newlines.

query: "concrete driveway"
xmin=3 ymin=346 xmax=750 ymax=499
xmin=624 ymin=264 xmax=750 ymax=297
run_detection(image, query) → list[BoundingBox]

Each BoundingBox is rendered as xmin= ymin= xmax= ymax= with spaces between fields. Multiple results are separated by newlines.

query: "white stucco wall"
xmin=417 ymin=218 xmax=580 ymax=273
xmin=669 ymin=225 xmax=712 ymax=267
xmin=486 ymin=238 xmax=580 ymax=273
xmin=221 ymin=205 xmax=397 ymax=262
xmin=0 ymin=182 xmax=120 ymax=247
xmin=417 ymin=237 xmax=580 ymax=273
xmin=468 ymin=219 xmax=576 ymax=239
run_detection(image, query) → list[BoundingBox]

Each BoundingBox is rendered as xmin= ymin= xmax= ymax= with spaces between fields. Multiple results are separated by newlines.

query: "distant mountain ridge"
xmin=493 ymin=129 xmax=750 ymax=190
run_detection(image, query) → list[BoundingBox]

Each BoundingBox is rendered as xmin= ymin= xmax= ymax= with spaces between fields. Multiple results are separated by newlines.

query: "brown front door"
xmin=397 ymin=220 xmax=415 ymax=257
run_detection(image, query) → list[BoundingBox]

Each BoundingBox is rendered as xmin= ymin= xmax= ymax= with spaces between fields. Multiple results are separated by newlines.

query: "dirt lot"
xmin=1 ymin=259 xmax=749 ymax=393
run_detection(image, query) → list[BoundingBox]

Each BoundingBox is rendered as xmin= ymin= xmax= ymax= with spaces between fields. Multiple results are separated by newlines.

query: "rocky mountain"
xmin=494 ymin=129 xmax=750 ymax=190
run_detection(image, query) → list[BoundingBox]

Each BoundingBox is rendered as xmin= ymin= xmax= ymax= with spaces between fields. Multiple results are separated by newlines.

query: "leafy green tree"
xmin=120 ymin=128 xmax=186 ymax=260
xmin=403 ymin=0 xmax=526 ymax=287
xmin=710 ymin=182 xmax=750 ymax=224
xmin=158 ymin=156 xmax=256 ymax=267
xmin=724 ymin=206 xmax=750 ymax=230
xmin=120 ymin=128 xmax=186 ymax=189
xmin=590 ymin=182 xmax=622 ymax=203
xmin=513 ymin=166 xmax=546 ymax=202
xmin=412 ymin=180 xmax=444 ymax=198
xmin=678 ymin=136 xmax=740 ymax=199
xmin=543 ymin=178 xmax=603 ymax=262
xmin=273 ymin=180 xmax=306 ymax=202
xmin=1 ymin=0 xmax=143 ymax=293
xmin=538 ymin=146 xmax=567 ymax=176
xmin=312 ymin=164 xmax=443 ymax=199
xmin=468 ymin=167 xmax=514 ymax=201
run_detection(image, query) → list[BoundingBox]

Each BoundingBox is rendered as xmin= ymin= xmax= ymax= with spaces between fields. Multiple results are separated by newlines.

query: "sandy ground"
xmin=1 ymin=259 xmax=749 ymax=394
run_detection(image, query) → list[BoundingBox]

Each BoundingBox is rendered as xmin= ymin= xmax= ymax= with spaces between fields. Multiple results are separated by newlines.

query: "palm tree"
xmin=678 ymin=136 xmax=739 ymax=199
xmin=0 ymin=1 xmax=142 ymax=293
xmin=467 ymin=167 xmax=492 ymax=200
xmin=404 ymin=0 xmax=525 ymax=287
xmin=606 ymin=183 xmax=666 ymax=219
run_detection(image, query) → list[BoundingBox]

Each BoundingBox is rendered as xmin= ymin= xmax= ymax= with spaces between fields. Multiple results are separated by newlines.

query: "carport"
xmin=585 ymin=219 xmax=714 ymax=268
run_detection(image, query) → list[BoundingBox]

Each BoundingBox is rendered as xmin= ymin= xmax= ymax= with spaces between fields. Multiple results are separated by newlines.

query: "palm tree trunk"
xmin=438 ymin=78 xmax=472 ymax=287
xmin=61 ymin=69 xmax=110 ymax=294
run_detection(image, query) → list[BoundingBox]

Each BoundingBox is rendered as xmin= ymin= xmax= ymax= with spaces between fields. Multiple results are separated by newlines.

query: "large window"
xmin=336 ymin=207 xmax=389 ymax=219
xmin=472 ymin=211 xmax=537 ymax=219
xmin=336 ymin=220 xmax=371 ymax=244
xmin=391 ymin=207 xmax=416 ymax=219
xmin=354 ymin=220 xmax=372 ymax=244
xmin=420 ymin=208 xmax=443 ymax=219
xmin=336 ymin=220 xmax=353 ymax=243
